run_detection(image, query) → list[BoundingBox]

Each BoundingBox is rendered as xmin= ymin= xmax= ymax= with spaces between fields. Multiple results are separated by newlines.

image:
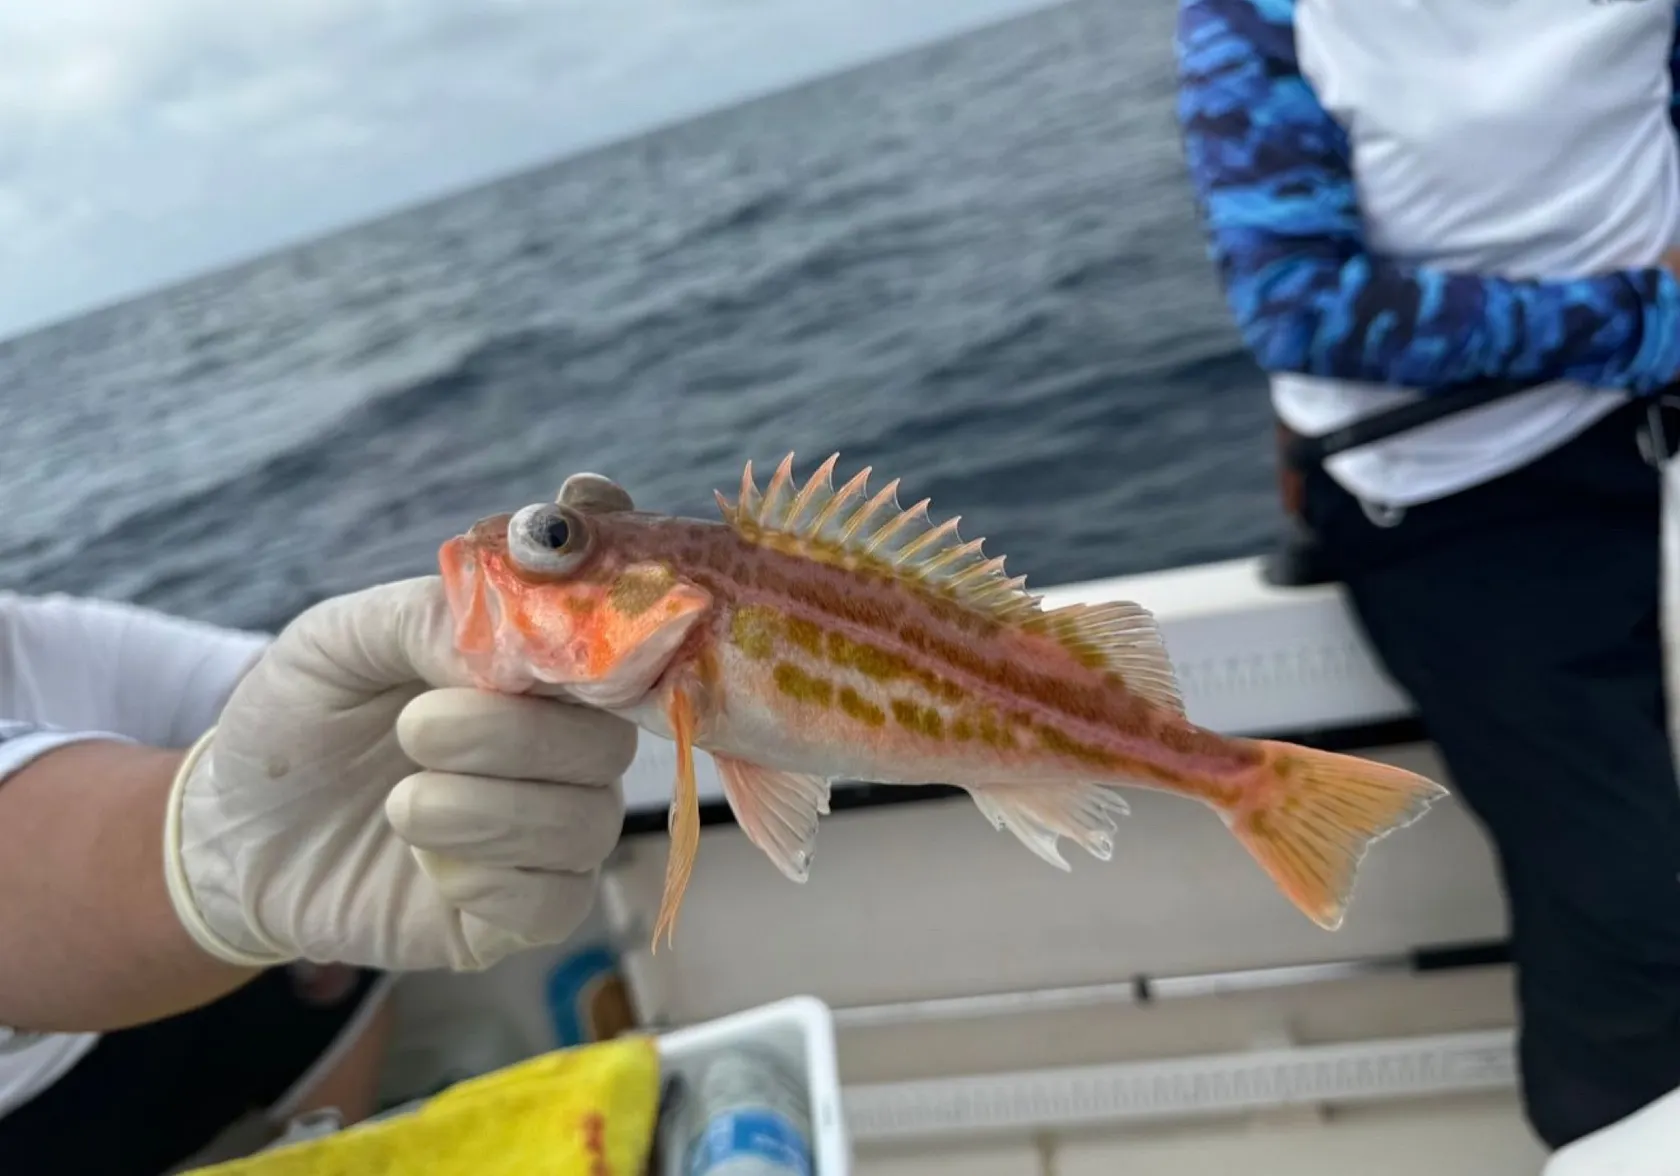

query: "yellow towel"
xmin=183 ymin=1034 xmax=661 ymax=1176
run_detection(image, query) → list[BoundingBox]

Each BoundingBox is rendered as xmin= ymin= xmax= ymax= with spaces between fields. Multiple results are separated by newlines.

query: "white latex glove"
xmin=163 ymin=478 xmax=638 ymax=972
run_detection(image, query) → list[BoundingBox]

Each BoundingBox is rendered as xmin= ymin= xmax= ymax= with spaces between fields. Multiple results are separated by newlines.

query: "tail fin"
xmin=1226 ymin=741 xmax=1448 ymax=931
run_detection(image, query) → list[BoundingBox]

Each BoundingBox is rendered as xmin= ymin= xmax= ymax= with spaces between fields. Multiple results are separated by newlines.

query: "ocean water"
xmin=0 ymin=0 xmax=1275 ymax=634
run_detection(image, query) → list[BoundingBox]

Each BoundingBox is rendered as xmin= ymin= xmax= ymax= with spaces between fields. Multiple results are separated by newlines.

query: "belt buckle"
xmin=1640 ymin=396 xmax=1680 ymax=467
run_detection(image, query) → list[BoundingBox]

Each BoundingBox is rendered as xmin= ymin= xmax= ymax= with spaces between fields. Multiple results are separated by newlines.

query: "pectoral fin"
xmin=713 ymin=754 xmax=831 ymax=883
xmin=651 ymin=686 xmax=703 ymax=952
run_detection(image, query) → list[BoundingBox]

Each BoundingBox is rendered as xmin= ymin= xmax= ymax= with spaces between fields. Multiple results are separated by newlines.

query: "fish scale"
xmin=439 ymin=453 xmax=1451 ymax=950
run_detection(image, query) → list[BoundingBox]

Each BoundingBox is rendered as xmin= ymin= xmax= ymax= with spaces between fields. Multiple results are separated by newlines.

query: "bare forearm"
xmin=0 ymin=741 xmax=259 ymax=1032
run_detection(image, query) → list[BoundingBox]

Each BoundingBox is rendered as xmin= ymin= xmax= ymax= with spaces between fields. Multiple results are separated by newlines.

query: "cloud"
xmin=0 ymin=0 xmax=1057 ymax=340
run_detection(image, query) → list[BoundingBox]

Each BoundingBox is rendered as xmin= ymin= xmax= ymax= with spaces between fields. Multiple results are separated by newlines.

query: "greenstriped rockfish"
xmin=439 ymin=454 xmax=1448 ymax=949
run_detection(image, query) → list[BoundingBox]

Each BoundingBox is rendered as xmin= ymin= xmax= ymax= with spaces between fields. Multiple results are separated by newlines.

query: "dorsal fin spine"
xmin=717 ymin=453 xmax=1046 ymax=625
xmin=757 ymin=455 xmax=796 ymax=526
xmin=738 ymin=461 xmax=761 ymax=522
xmin=865 ymin=497 xmax=930 ymax=555
xmin=785 ymin=454 xmax=837 ymax=532
xmin=840 ymin=480 xmax=898 ymax=543
xmin=920 ymin=538 xmax=985 ymax=576
xmin=897 ymin=516 xmax=961 ymax=564
xmin=807 ymin=467 xmax=871 ymax=538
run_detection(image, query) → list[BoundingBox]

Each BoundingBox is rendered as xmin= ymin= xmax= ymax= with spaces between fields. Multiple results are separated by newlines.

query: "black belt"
xmin=1267 ymin=378 xmax=1542 ymax=587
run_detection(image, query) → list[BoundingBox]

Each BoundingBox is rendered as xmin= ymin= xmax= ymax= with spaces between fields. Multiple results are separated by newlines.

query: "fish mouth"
xmin=438 ymin=535 xmax=511 ymax=687
xmin=438 ymin=537 xmax=480 ymax=635
xmin=437 ymin=533 xmax=596 ymax=700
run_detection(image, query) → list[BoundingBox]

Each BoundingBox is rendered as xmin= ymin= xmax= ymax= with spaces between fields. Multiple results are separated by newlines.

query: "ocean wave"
xmin=18 ymin=313 xmax=1257 ymax=605
xmin=643 ymin=190 xmax=799 ymax=263
xmin=12 ymin=332 xmax=506 ymax=590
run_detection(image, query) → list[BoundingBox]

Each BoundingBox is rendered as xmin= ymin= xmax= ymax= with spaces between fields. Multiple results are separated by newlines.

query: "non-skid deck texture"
xmin=858 ymin=1093 xmax=1546 ymax=1175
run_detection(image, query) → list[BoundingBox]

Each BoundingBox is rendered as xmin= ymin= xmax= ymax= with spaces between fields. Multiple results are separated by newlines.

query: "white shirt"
xmin=0 ymin=592 xmax=269 ymax=1119
xmin=1176 ymin=0 xmax=1680 ymax=508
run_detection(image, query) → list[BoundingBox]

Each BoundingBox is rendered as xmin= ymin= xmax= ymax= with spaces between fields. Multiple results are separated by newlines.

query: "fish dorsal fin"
xmin=1025 ymin=600 xmax=1185 ymax=715
xmin=714 ymin=452 xmax=1042 ymax=623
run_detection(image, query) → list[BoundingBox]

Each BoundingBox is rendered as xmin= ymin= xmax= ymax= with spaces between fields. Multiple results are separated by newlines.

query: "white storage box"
xmin=658 ymin=994 xmax=850 ymax=1176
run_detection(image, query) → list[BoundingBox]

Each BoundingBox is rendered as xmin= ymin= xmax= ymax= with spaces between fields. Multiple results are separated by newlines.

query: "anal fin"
xmin=963 ymin=780 xmax=1131 ymax=870
xmin=651 ymin=687 xmax=703 ymax=952
xmin=713 ymin=755 xmax=831 ymax=883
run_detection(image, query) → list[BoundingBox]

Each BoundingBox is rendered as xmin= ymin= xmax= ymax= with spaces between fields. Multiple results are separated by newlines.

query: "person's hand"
xmin=162 ymin=475 xmax=638 ymax=972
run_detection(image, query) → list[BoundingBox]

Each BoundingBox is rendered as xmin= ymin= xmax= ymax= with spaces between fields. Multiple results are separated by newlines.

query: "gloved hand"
xmin=162 ymin=475 xmax=639 ymax=972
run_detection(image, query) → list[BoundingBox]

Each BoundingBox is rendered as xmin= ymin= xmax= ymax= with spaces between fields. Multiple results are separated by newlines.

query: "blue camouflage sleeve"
xmin=1173 ymin=0 xmax=1680 ymax=395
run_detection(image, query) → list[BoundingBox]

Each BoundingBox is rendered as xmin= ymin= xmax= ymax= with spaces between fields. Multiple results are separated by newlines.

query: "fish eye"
xmin=507 ymin=502 xmax=591 ymax=575
xmin=537 ymin=511 xmax=571 ymax=550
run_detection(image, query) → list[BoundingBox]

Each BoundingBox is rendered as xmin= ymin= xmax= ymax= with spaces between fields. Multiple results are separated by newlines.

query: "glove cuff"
xmin=162 ymin=727 xmax=294 ymax=969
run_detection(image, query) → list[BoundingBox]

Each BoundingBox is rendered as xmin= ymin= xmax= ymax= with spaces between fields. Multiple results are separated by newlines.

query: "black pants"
xmin=0 ymin=964 xmax=385 ymax=1175
xmin=1301 ymin=399 xmax=1680 ymax=1149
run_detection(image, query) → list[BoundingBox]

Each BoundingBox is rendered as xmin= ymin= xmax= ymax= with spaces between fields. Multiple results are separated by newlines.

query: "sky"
xmin=0 ymin=0 xmax=1062 ymax=341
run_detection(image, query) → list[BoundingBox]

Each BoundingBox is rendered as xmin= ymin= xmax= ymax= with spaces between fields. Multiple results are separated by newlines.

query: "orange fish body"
xmin=439 ymin=455 xmax=1448 ymax=949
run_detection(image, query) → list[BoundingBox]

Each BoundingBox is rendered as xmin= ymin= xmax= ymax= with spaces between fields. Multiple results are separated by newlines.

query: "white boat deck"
xmin=863 ymin=1093 xmax=1544 ymax=1176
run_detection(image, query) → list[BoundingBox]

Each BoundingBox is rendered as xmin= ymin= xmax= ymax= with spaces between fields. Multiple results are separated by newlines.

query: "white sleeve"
xmin=0 ymin=719 xmax=138 ymax=790
xmin=0 ymin=591 xmax=272 ymax=753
